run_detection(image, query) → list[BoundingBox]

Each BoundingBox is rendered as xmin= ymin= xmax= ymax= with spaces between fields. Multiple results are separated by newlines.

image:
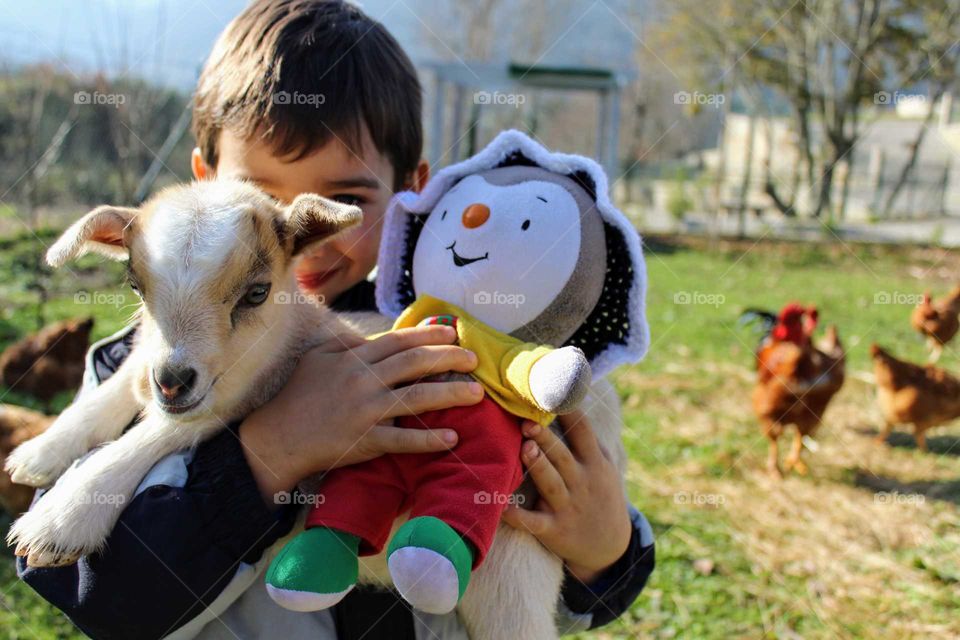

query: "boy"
xmin=18 ymin=2 xmax=654 ymax=638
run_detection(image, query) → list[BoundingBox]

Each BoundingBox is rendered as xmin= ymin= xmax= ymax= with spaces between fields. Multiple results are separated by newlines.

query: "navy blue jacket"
xmin=17 ymin=280 xmax=654 ymax=638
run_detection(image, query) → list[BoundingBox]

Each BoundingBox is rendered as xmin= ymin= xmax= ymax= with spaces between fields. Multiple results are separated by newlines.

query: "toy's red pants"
xmin=305 ymin=395 xmax=524 ymax=567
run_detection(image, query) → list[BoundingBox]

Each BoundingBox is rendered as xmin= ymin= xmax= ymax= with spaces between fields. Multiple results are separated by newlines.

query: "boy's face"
xmin=194 ymin=127 xmax=423 ymax=303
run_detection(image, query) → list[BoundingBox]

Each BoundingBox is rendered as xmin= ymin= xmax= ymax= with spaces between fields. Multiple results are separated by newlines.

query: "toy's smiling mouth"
xmin=446 ymin=241 xmax=489 ymax=267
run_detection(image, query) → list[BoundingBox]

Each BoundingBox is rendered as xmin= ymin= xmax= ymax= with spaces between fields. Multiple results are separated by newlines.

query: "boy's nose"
xmin=461 ymin=203 xmax=490 ymax=229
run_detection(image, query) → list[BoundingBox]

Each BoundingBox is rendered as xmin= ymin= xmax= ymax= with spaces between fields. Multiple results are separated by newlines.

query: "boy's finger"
xmin=556 ymin=410 xmax=603 ymax=462
xmin=355 ymin=325 xmax=458 ymax=363
xmin=374 ymin=345 xmax=478 ymax=386
xmin=367 ymin=424 xmax=458 ymax=454
xmin=501 ymin=504 xmax=553 ymax=537
xmin=313 ymin=332 xmax=369 ymax=353
xmin=522 ymin=440 xmax=571 ymax=511
xmin=380 ymin=381 xmax=484 ymax=418
xmin=521 ymin=420 xmax=579 ymax=482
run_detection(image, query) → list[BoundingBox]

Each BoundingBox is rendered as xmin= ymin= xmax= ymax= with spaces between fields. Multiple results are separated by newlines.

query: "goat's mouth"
xmin=159 ymin=395 xmax=206 ymax=415
xmin=446 ymin=241 xmax=489 ymax=267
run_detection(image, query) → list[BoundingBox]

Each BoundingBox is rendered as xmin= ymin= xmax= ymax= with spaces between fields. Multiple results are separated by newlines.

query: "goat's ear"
xmin=47 ymin=206 xmax=137 ymax=268
xmin=284 ymin=194 xmax=362 ymax=256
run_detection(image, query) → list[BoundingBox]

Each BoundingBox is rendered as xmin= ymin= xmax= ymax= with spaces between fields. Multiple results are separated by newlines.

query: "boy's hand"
xmin=502 ymin=410 xmax=631 ymax=585
xmin=240 ymin=324 xmax=482 ymax=507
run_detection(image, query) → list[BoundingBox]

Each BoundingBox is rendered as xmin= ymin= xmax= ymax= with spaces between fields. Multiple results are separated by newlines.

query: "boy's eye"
xmin=331 ymin=194 xmax=363 ymax=206
xmin=239 ymin=283 xmax=271 ymax=307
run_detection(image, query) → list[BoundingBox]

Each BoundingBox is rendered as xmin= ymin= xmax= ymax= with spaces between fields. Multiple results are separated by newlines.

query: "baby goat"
xmin=6 ymin=179 xmax=361 ymax=566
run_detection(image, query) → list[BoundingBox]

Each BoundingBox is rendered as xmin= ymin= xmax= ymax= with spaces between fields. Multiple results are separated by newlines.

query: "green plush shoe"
xmin=265 ymin=527 xmax=359 ymax=612
xmin=386 ymin=516 xmax=474 ymax=615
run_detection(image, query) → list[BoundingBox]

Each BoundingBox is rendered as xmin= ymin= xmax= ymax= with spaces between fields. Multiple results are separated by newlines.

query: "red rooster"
xmin=742 ymin=304 xmax=845 ymax=477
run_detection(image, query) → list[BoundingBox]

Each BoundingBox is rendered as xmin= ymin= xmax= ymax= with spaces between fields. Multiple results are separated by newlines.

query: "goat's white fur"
xmin=6 ymin=180 xmax=629 ymax=639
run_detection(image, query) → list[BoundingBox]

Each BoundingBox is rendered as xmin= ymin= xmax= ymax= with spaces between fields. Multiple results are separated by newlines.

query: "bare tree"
xmin=880 ymin=0 xmax=960 ymax=217
xmin=658 ymin=0 xmax=960 ymax=222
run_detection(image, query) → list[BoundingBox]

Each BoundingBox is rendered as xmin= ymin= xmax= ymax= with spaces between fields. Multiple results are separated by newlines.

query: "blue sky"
xmin=0 ymin=0 xmax=640 ymax=90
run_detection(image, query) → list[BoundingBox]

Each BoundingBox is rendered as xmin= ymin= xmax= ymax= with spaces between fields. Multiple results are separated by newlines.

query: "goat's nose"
xmin=461 ymin=203 xmax=490 ymax=229
xmin=154 ymin=366 xmax=197 ymax=400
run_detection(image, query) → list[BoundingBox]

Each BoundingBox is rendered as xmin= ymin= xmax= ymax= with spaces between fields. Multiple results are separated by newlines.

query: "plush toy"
xmin=265 ymin=131 xmax=649 ymax=621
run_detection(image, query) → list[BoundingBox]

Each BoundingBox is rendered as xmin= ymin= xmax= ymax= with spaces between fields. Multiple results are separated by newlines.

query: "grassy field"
xmin=2 ymin=231 xmax=960 ymax=639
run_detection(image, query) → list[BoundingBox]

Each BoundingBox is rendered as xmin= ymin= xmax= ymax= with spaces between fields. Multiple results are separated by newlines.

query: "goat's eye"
xmin=241 ymin=283 xmax=271 ymax=307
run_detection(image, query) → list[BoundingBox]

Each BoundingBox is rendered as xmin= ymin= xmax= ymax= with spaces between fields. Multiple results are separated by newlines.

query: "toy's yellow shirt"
xmin=384 ymin=295 xmax=555 ymax=426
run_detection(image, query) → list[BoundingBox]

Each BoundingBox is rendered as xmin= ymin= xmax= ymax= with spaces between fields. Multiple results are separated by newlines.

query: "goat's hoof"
xmin=6 ymin=459 xmax=56 ymax=488
xmin=23 ymin=547 xmax=81 ymax=568
xmin=4 ymin=441 xmax=68 ymax=487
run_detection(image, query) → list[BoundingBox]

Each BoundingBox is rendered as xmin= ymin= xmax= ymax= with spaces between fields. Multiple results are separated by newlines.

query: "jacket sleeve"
xmin=557 ymin=505 xmax=655 ymax=632
xmin=17 ymin=327 xmax=298 ymax=640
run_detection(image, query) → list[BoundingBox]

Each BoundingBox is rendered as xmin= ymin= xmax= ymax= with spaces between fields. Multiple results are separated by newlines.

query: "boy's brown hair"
xmin=192 ymin=0 xmax=422 ymax=188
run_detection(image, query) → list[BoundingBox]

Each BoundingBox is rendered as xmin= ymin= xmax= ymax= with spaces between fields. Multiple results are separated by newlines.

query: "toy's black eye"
xmin=441 ymin=209 xmax=448 ymax=220
xmin=241 ymin=283 xmax=271 ymax=307
xmin=521 ymin=219 xmax=531 ymax=231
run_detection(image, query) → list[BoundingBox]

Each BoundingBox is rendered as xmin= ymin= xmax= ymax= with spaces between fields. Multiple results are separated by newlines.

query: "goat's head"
xmin=47 ymin=179 xmax=361 ymax=417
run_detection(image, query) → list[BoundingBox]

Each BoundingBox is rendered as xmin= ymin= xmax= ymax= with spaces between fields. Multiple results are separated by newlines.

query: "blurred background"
xmin=1 ymin=1 xmax=960 ymax=638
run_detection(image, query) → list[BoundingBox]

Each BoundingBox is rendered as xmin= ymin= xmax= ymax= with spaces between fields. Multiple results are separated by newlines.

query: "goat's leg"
xmin=915 ymin=428 xmax=928 ymax=452
xmin=8 ymin=410 xmax=209 ymax=567
xmin=459 ymin=524 xmax=562 ymax=640
xmin=5 ymin=357 xmax=145 ymax=487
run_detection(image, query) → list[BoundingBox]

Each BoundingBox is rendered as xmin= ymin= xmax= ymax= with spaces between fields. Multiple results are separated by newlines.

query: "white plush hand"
xmin=528 ymin=346 xmax=591 ymax=414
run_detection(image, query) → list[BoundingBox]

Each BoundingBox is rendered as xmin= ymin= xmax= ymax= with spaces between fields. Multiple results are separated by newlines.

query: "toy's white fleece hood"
xmin=376 ymin=130 xmax=649 ymax=377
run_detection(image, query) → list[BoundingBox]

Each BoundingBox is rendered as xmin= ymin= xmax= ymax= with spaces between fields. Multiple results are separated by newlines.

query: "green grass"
xmin=593 ymin=236 xmax=960 ymax=639
xmin=3 ymin=233 xmax=960 ymax=639
xmin=0 ymin=229 xmax=129 ymax=413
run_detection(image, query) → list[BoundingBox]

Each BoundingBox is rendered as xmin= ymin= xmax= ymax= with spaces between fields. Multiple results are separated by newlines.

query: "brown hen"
xmin=749 ymin=304 xmax=845 ymax=477
xmin=871 ymin=344 xmax=960 ymax=451
xmin=911 ymin=285 xmax=960 ymax=362
xmin=0 ymin=317 xmax=93 ymax=408
xmin=0 ymin=404 xmax=52 ymax=515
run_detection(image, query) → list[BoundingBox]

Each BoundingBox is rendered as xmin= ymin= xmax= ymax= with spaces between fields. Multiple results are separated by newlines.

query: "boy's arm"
xmin=17 ymin=327 xmax=297 ymax=640
xmin=557 ymin=505 xmax=655 ymax=632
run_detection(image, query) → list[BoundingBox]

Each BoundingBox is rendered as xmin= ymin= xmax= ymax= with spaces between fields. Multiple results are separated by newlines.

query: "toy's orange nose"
xmin=461 ymin=203 xmax=490 ymax=229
